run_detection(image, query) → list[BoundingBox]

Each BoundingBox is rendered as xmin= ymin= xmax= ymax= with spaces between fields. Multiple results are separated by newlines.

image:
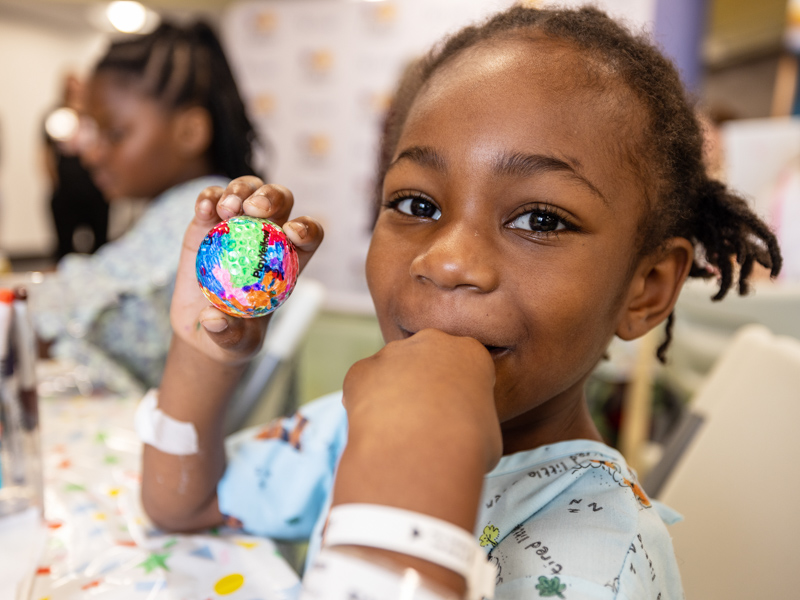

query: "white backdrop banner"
xmin=221 ymin=0 xmax=655 ymax=313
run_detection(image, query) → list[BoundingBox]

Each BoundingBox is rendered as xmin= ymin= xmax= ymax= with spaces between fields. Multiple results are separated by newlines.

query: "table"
xmin=19 ymin=361 xmax=301 ymax=600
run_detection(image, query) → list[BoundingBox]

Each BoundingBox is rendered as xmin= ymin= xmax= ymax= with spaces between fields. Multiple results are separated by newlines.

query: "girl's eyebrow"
xmin=494 ymin=152 xmax=608 ymax=205
xmin=389 ymin=145 xmax=607 ymax=205
xmin=389 ymin=145 xmax=447 ymax=172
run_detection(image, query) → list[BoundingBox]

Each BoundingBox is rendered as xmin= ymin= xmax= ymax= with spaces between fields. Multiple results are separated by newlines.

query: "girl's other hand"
xmin=170 ymin=176 xmax=323 ymax=365
xmin=338 ymin=329 xmax=501 ymax=516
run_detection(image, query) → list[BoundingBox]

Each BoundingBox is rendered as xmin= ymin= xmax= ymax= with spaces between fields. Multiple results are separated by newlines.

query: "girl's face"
xmin=366 ymin=37 xmax=650 ymax=450
xmin=81 ymin=73 xmax=196 ymax=200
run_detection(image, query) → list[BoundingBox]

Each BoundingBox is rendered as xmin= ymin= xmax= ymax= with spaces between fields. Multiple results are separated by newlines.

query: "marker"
xmin=0 ymin=289 xmax=14 ymax=489
xmin=13 ymin=288 xmax=38 ymax=431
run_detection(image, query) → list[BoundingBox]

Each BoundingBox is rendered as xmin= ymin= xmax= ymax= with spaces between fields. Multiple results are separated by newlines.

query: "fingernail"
xmin=287 ymin=221 xmax=308 ymax=240
xmin=220 ymin=194 xmax=241 ymax=211
xmin=201 ymin=317 xmax=228 ymax=333
xmin=198 ymin=199 xmax=213 ymax=217
xmin=247 ymin=193 xmax=272 ymax=213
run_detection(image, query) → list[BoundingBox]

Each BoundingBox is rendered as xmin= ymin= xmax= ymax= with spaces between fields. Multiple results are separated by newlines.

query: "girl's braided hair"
xmin=95 ymin=21 xmax=261 ymax=180
xmin=376 ymin=4 xmax=782 ymax=361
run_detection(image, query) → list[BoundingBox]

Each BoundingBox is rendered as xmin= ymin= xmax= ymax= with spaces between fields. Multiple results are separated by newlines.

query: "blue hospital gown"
xmin=218 ymin=392 xmax=684 ymax=599
xmin=30 ymin=176 xmax=229 ymax=393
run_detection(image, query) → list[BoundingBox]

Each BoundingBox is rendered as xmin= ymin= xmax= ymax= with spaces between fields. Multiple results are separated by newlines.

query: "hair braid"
xmin=688 ymin=179 xmax=782 ymax=299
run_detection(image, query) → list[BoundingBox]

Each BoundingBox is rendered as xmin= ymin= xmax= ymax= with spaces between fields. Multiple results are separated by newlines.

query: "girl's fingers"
xmin=196 ymin=186 xmax=225 ymax=223
xmin=283 ymin=216 xmax=324 ymax=273
xmin=224 ymin=176 xmax=265 ymax=200
xmin=198 ymin=306 xmax=266 ymax=357
xmin=242 ymin=184 xmax=295 ymax=225
xmin=217 ymin=176 xmax=266 ymax=220
xmin=181 ymin=186 xmax=225 ymax=253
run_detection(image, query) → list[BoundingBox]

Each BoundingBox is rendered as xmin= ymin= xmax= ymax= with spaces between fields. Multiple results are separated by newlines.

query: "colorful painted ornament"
xmin=196 ymin=216 xmax=299 ymax=317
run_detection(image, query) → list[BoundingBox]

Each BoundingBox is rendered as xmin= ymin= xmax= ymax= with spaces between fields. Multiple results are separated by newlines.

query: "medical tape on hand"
xmin=301 ymin=547 xmax=455 ymax=600
xmin=134 ymin=388 xmax=199 ymax=455
xmin=323 ymin=503 xmax=496 ymax=600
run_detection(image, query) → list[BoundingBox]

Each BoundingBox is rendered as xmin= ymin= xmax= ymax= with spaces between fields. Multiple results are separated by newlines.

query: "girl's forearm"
xmin=329 ymin=420 xmax=488 ymax=596
xmin=141 ymin=335 xmax=247 ymax=531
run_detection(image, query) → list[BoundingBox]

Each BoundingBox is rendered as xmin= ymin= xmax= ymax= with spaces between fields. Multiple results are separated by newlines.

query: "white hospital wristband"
xmin=301 ymin=548 xmax=457 ymax=600
xmin=324 ymin=504 xmax=496 ymax=600
xmin=134 ymin=389 xmax=199 ymax=455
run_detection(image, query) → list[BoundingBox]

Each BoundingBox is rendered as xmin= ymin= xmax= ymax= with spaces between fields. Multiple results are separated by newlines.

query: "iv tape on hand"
xmin=134 ymin=389 xmax=199 ymax=455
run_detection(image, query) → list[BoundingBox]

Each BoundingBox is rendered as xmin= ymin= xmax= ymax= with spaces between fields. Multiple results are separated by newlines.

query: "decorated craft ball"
xmin=196 ymin=216 xmax=299 ymax=318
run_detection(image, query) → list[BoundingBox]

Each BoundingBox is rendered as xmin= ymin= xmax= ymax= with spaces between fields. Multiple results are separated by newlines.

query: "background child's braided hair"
xmin=95 ymin=21 xmax=261 ymax=180
xmin=376 ymin=4 xmax=782 ymax=361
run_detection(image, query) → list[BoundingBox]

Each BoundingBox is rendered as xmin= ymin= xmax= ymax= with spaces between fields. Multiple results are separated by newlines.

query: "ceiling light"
xmin=106 ymin=1 xmax=148 ymax=34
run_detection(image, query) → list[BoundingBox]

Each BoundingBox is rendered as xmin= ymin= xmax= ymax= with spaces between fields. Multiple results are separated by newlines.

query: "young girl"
xmin=139 ymin=6 xmax=781 ymax=599
xmin=30 ymin=22 xmax=260 ymax=393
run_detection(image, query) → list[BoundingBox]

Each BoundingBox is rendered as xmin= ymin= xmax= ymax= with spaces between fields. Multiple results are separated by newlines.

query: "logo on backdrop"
xmin=301 ymin=49 xmax=335 ymax=81
xmin=254 ymin=10 xmax=278 ymax=36
xmin=299 ymin=133 xmax=332 ymax=165
xmin=361 ymin=2 xmax=399 ymax=33
xmin=253 ymin=93 xmax=276 ymax=118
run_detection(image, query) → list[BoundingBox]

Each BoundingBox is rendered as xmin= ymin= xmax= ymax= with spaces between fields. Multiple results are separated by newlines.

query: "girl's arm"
xmin=328 ymin=329 xmax=502 ymax=595
xmin=141 ymin=177 xmax=324 ymax=531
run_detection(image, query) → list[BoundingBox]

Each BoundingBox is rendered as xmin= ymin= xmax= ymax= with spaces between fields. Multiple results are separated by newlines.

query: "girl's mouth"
xmin=399 ymin=328 xmax=511 ymax=358
xmin=483 ymin=344 xmax=510 ymax=358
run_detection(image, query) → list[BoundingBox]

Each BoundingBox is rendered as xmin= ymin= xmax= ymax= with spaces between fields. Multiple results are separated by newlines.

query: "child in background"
xmin=139 ymin=6 xmax=781 ymax=599
xmin=30 ymin=22 xmax=261 ymax=393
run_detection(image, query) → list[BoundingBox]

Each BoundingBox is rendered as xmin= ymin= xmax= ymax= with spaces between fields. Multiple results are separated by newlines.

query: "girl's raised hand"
xmin=336 ymin=328 xmax=501 ymax=513
xmin=170 ymin=176 xmax=324 ymax=365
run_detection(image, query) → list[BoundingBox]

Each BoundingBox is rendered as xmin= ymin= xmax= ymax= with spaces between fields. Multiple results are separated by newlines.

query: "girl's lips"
xmin=484 ymin=345 xmax=511 ymax=358
xmin=399 ymin=327 xmax=512 ymax=358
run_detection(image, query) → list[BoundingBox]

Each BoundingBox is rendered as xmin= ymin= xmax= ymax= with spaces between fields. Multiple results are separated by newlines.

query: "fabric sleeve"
xmin=29 ymin=175 xmax=228 ymax=392
xmin=30 ymin=176 xmax=216 ymax=343
xmin=217 ymin=392 xmax=348 ymax=541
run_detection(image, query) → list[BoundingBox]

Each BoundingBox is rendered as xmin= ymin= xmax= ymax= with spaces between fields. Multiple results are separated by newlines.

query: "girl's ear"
xmin=173 ymin=106 xmax=213 ymax=158
xmin=616 ymin=237 xmax=694 ymax=341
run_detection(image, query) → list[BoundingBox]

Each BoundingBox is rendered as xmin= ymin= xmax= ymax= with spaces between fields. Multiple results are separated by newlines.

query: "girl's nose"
xmin=409 ymin=223 xmax=500 ymax=293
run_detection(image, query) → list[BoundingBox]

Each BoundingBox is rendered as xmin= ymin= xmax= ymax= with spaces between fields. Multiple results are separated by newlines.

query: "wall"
xmin=0 ymin=11 xmax=105 ymax=258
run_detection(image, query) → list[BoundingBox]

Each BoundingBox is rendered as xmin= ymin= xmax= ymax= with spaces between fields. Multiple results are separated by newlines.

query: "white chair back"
xmin=658 ymin=325 xmax=800 ymax=598
xmin=664 ymin=278 xmax=800 ymax=398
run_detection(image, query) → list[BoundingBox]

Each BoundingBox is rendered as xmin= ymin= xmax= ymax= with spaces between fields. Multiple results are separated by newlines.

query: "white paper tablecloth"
xmin=17 ymin=362 xmax=301 ymax=600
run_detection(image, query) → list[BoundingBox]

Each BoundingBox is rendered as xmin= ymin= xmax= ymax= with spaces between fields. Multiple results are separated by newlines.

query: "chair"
xmin=651 ymin=325 xmax=800 ymax=598
xmin=662 ymin=277 xmax=800 ymax=399
xmin=617 ymin=278 xmax=800 ymax=472
xmin=224 ymin=278 xmax=325 ymax=435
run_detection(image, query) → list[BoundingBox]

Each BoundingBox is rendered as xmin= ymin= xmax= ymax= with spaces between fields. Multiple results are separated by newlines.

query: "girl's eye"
xmin=101 ymin=128 xmax=126 ymax=145
xmin=509 ymin=209 xmax=568 ymax=233
xmin=391 ymin=196 xmax=442 ymax=220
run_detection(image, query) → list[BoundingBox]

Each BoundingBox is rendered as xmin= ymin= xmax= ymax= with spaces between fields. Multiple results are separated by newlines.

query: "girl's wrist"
xmin=332 ymin=420 xmax=487 ymax=532
xmin=157 ymin=335 xmax=247 ymax=422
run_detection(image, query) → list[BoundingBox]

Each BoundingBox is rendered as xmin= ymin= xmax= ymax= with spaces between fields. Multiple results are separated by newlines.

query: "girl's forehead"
xmin=90 ymin=71 xmax=148 ymax=99
xmin=410 ymin=39 xmax=639 ymax=144
xmin=87 ymin=72 xmax=172 ymax=118
xmin=423 ymin=35 xmax=629 ymax=111
xmin=396 ymin=36 xmax=650 ymax=208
